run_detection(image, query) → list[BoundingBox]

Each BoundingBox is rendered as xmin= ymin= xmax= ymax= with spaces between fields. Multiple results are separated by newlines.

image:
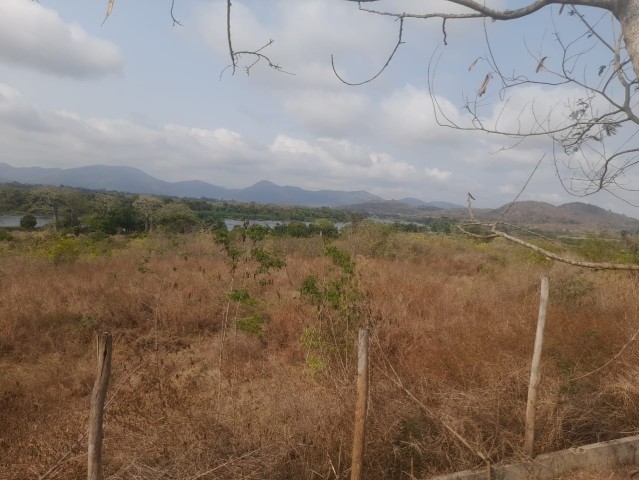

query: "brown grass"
xmin=1 ymin=228 xmax=639 ymax=479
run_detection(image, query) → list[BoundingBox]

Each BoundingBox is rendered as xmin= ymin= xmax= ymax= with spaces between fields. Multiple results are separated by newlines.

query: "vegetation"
xmin=2 ymin=223 xmax=639 ymax=479
xmin=19 ymin=214 xmax=36 ymax=230
xmin=0 ymin=183 xmax=359 ymax=235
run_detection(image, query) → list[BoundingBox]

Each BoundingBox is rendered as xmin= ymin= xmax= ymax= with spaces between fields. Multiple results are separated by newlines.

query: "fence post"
xmin=524 ymin=277 xmax=549 ymax=458
xmin=88 ymin=332 xmax=112 ymax=480
xmin=351 ymin=328 xmax=370 ymax=480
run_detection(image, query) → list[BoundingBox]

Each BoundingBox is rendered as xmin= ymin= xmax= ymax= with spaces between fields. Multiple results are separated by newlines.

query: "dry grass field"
xmin=2 ymin=224 xmax=639 ymax=479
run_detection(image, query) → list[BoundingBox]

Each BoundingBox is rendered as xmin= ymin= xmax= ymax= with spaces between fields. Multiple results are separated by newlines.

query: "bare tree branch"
xmin=223 ymin=0 xmax=290 ymax=77
xmin=170 ymin=0 xmax=183 ymax=27
xmin=331 ymin=17 xmax=405 ymax=86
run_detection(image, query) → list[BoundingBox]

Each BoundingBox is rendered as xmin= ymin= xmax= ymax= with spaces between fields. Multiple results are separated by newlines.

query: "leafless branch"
xmin=170 ymin=0 xmax=183 ymax=27
xmin=569 ymin=320 xmax=639 ymax=381
xmin=331 ymin=17 xmax=405 ymax=86
xmin=493 ymin=156 xmax=545 ymax=229
xmin=224 ymin=1 xmax=290 ymax=78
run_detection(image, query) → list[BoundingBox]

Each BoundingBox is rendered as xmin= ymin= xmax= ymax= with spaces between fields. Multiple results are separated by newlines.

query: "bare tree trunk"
xmin=52 ymin=204 xmax=60 ymax=232
xmin=615 ymin=0 xmax=639 ymax=80
xmin=88 ymin=333 xmax=112 ymax=480
xmin=351 ymin=328 xmax=370 ymax=480
xmin=524 ymin=277 xmax=549 ymax=458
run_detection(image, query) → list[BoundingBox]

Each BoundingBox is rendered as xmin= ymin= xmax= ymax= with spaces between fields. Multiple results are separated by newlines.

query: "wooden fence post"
xmin=351 ymin=328 xmax=370 ymax=480
xmin=524 ymin=277 xmax=549 ymax=458
xmin=88 ymin=332 xmax=112 ymax=480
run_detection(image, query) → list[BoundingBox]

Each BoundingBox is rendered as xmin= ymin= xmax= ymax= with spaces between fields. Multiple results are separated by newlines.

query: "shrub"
xmin=19 ymin=214 xmax=37 ymax=230
xmin=0 ymin=229 xmax=13 ymax=241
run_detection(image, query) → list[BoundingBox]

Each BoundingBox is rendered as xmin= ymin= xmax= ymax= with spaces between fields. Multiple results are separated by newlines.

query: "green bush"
xmin=325 ymin=246 xmax=354 ymax=274
xmin=20 ymin=214 xmax=37 ymax=230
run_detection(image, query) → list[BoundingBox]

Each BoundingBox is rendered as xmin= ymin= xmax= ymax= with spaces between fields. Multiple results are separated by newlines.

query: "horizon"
xmin=4 ymin=160 xmax=639 ymax=221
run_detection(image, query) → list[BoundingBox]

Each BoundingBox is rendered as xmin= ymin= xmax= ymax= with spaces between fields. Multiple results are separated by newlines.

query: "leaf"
xmin=598 ymin=65 xmax=606 ymax=76
xmin=101 ymin=0 xmax=114 ymax=26
xmin=478 ymin=73 xmax=492 ymax=97
xmin=535 ymin=56 xmax=548 ymax=73
xmin=468 ymin=57 xmax=480 ymax=71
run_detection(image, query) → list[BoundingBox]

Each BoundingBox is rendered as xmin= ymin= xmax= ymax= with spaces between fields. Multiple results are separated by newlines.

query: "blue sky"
xmin=0 ymin=0 xmax=637 ymax=215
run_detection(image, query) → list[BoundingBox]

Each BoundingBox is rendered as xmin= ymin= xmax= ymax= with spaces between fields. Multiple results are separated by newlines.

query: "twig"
xmin=371 ymin=333 xmax=491 ymax=465
xmin=569 ymin=323 xmax=639 ymax=382
xmin=185 ymin=442 xmax=282 ymax=480
xmin=226 ymin=0 xmax=236 ymax=74
xmin=492 ymin=155 xmax=544 ymax=230
xmin=331 ymin=17 xmax=404 ymax=86
xmin=170 ymin=0 xmax=183 ymax=26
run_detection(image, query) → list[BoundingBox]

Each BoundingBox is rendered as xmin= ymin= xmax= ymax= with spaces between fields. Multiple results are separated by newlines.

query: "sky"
xmin=0 ymin=0 xmax=638 ymax=215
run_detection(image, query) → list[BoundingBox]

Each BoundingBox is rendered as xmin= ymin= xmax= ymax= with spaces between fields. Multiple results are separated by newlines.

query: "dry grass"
xmin=1 ymin=228 xmax=639 ymax=479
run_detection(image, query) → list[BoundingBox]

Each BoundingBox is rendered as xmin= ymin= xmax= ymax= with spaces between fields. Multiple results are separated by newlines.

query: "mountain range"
xmin=0 ymin=162 xmax=462 ymax=208
xmin=2 ymin=162 xmax=636 ymax=232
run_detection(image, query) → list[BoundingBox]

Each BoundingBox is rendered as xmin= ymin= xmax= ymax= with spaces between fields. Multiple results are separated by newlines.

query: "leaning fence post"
xmin=524 ymin=277 xmax=549 ymax=458
xmin=88 ymin=332 xmax=112 ymax=480
xmin=351 ymin=328 xmax=370 ymax=480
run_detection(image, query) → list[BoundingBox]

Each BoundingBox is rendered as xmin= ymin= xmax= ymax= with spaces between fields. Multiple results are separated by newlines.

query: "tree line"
xmin=0 ymin=183 xmax=460 ymax=237
xmin=0 ymin=184 xmax=352 ymax=235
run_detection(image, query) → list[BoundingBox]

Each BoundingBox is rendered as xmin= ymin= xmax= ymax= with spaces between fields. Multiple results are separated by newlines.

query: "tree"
xmin=19 ymin=214 xmax=37 ymax=230
xmin=28 ymin=187 xmax=66 ymax=232
xmin=132 ymin=195 xmax=163 ymax=232
xmin=153 ymin=202 xmax=198 ymax=233
xmin=328 ymin=1 xmax=637 ymax=204
xmin=87 ymin=194 xmax=139 ymax=234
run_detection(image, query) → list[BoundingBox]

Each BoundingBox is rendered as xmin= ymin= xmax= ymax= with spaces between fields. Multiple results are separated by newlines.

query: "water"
xmin=0 ymin=215 xmax=347 ymax=230
xmin=224 ymin=219 xmax=349 ymax=230
xmin=0 ymin=215 xmax=53 ymax=227
xmin=224 ymin=219 xmax=286 ymax=230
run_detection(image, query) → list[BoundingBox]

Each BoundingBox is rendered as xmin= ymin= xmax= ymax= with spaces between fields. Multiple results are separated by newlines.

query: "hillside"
xmin=345 ymin=200 xmax=639 ymax=233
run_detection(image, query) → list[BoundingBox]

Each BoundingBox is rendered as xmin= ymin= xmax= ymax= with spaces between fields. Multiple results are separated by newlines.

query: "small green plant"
xmin=251 ymin=247 xmax=286 ymax=275
xmin=78 ymin=314 xmax=98 ymax=331
xmin=300 ymin=328 xmax=329 ymax=374
xmin=0 ymin=230 xmax=14 ymax=242
xmin=51 ymin=237 xmax=80 ymax=264
xmin=228 ymin=289 xmax=257 ymax=305
xmin=325 ymin=245 xmax=354 ymax=274
xmin=236 ymin=313 xmax=264 ymax=336
xmin=305 ymin=354 xmax=325 ymax=375
xmin=300 ymin=276 xmax=321 ymax=304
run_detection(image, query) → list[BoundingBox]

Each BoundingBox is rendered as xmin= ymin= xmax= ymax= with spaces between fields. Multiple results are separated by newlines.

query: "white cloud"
xmin=380 ymin=85 xmax=464 ymax=146
xmin=0 ymin=84 xmax=451 ymax=192
xmin=0 ymin=0 xmax=122 ymax=78
xmin=283 ymin=91 xmax=371 ymax=137
xmin=424 ymin=167 xmax=451 ymax=182
xmin=269 ymin=134 xmax=448 ymax=187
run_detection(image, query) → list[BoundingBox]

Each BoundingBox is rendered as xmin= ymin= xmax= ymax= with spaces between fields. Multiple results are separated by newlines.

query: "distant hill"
xmin=345 ymin=200 xmax=443 ymax=217
xmin=0 ymin=162 xmax=386 ymax=207
xmin=344 ymin=199 xmax=639 ymax=232
xmin=398 ymin=197 xmax=463 ymax=209
xmin=482 ymin=201 xmax=639 ymax=232
xmin=232 ymin=180 xmax=380 ymax=206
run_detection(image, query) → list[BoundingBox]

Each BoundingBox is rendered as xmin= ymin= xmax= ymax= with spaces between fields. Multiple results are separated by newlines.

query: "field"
xmin=2 ymin=224 xmax=639 ymax=479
